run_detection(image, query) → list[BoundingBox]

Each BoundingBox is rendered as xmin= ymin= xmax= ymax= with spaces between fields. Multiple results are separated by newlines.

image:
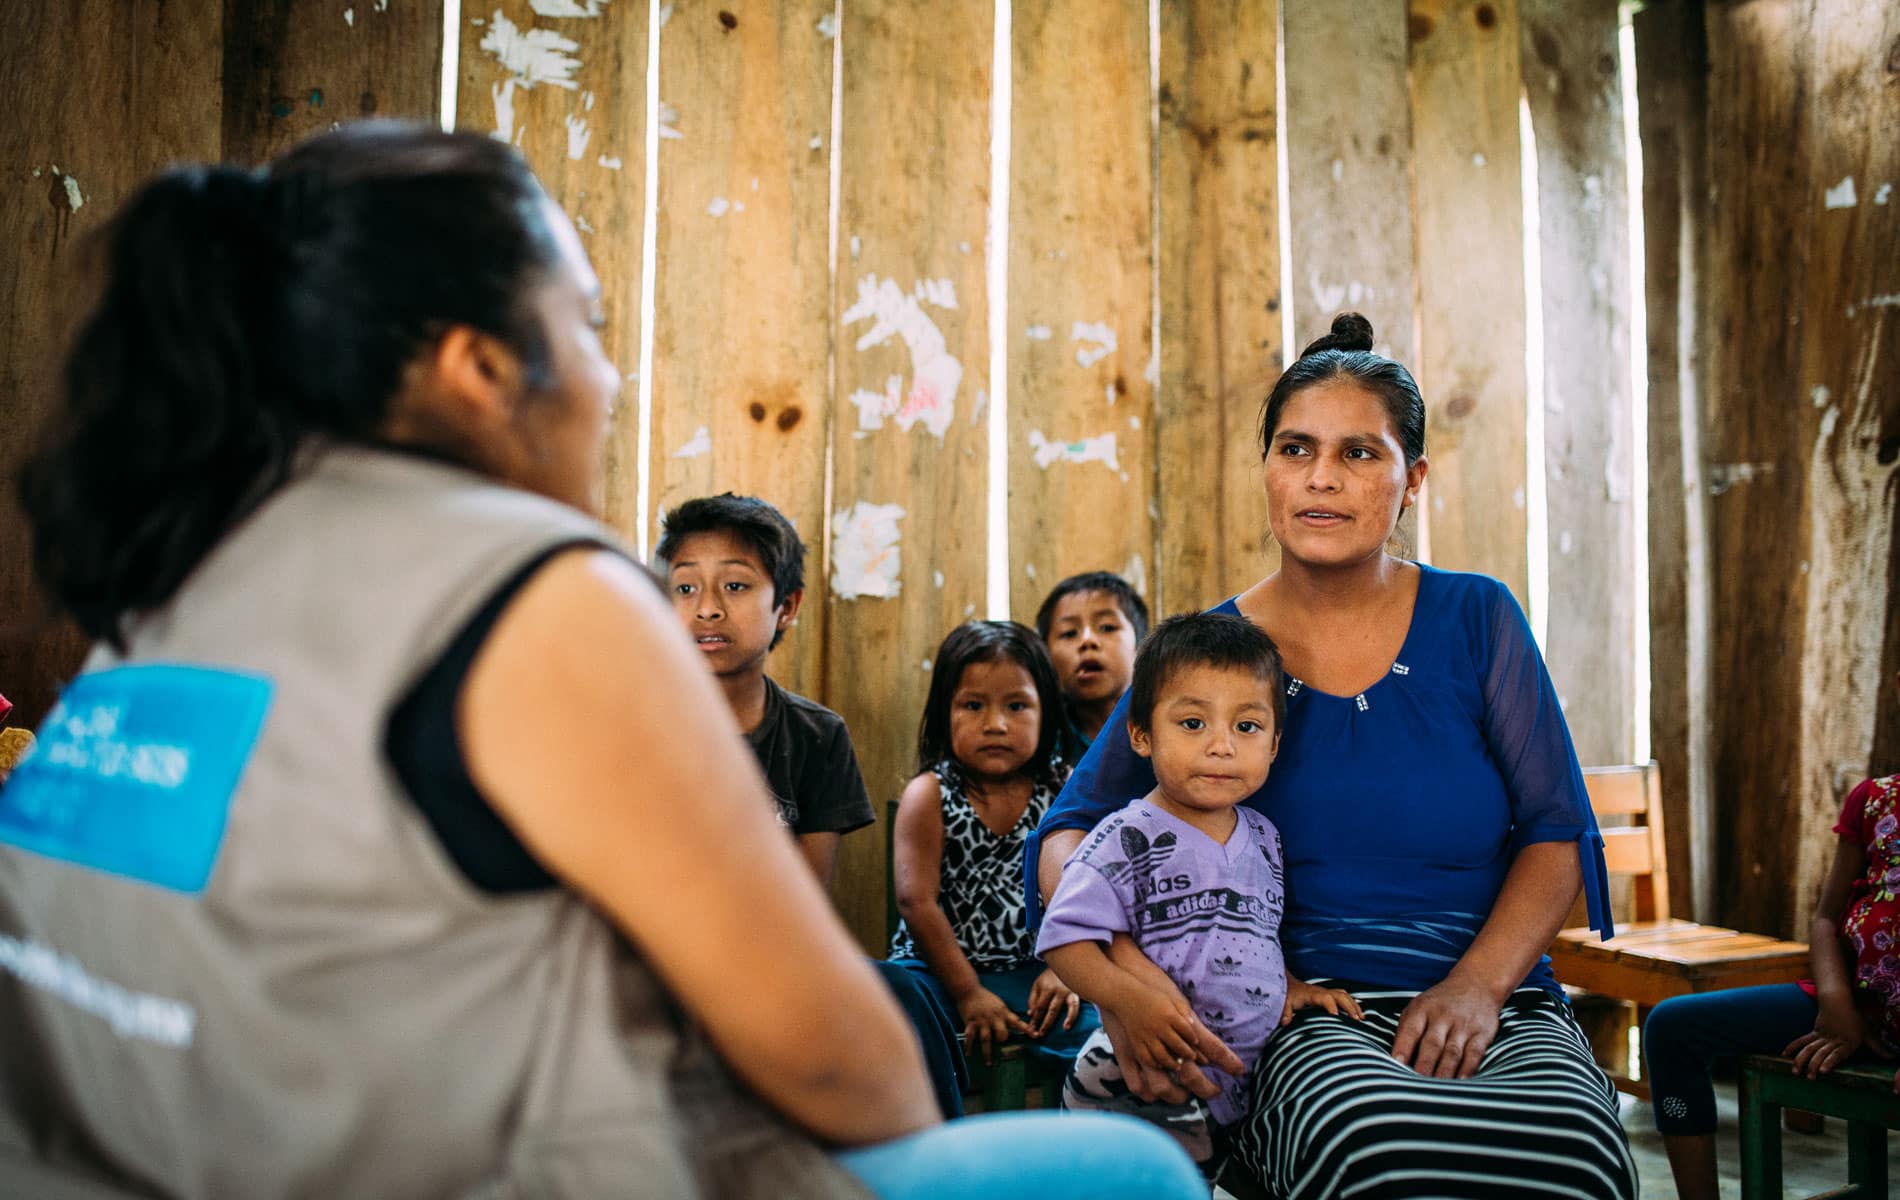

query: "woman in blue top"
xmin=1029 ymin=313 xmax=1636 ymax=1199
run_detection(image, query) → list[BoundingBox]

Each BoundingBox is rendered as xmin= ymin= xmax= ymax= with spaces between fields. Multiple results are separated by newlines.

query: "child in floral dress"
xmin=1645 ymin=749 xmax=1900 ymax=1200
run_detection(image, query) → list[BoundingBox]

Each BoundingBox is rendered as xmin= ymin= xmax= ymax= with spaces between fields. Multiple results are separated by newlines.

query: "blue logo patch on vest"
xmin=0 ymin=665 xmax=273 ymax=893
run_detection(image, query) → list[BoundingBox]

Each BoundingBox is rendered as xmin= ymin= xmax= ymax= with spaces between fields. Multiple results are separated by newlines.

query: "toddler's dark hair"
xmin=1128 ymin=613 xmax=1286 ymax=734
xmin=1258 ymin=312 xmax=1427 ymax=466
xmin=656 ymin=493 xmax=804 ymax=648
xmin=1033 ymin=571 xmax=1151 ymax=644
xmin=917 ymin=621 xmax=1065 ymax=779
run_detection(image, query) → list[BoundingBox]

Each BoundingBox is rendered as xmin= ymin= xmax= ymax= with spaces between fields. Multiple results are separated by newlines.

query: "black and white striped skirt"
xmin=1230 ymin=985 xmax=1637 ymax=1199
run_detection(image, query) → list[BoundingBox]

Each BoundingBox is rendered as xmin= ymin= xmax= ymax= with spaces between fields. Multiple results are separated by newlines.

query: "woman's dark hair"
xmin=1128 ymin=612 xmax=1285 ymax=735
xmin=1258 ymin=312 xmax=1426 ymax=466
xmin=656 ymin=493 xmax=805 ymax=648
xmin=18 ymin=121 xmax=564 ymax=649
xmin=917 ymin=620 xmax=1065 ymax=780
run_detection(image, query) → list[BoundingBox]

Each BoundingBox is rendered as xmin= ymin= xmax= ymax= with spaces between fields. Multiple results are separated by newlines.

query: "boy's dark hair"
xmin=656 ymin=494 xmax=804 ymax=647
xmin=917 ymin=621 xmax=1066 ymax=778
xmin=1034 ymin=571 xmax=1151 ymax=644
xmin=1128 ymin=613 xmax=1286 ymax=734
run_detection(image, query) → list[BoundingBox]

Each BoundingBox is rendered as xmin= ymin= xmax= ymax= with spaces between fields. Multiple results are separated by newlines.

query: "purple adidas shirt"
xmin=1037 ymin=799 xmax=1288 ymax=1126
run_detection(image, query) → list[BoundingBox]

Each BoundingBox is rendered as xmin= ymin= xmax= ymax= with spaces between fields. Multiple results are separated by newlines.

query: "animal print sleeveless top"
xmin=890 ymin=760 xmax=1066 ymax=972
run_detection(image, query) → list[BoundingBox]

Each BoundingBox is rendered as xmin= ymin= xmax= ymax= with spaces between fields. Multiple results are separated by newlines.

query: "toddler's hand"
xmin=1282 ymin=979 xmax=1365 ymax=1026
xmin=1026 ymin=967 xmax=1082 ymax=1036
xmin=955 ymin=985 xmax=1033 ymax=1065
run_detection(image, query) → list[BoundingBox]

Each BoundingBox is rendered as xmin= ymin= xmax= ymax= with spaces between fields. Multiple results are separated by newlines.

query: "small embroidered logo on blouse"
xmin=1286 ymin=679 xmax=1304 ymax=697
xmin=1354 ymin=694 xmax=1370 ymax=712
xmin=1391 ymin=663 xmax=1410 ymax=676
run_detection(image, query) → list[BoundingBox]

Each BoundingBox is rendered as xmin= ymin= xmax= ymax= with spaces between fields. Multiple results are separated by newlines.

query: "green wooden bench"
xmin=1740 ymin=1055 xmax=1899 ymax=1199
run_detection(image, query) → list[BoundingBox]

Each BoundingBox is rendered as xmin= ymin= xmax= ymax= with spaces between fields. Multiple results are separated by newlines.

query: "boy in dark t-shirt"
xmin=657 ymin=494 xmax=873 ymax=882
xmin=658 ymin=494 xmax=968 ymax=1117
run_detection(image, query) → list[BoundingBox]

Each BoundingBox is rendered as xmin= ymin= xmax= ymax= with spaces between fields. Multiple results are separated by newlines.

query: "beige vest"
xmin=0 ymin=446 xmax=869 ymax=1199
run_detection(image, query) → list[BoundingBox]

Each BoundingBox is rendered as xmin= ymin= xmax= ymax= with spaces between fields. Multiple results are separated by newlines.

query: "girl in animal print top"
xmin=889 ymin=621 xmax=1102 ymax=1067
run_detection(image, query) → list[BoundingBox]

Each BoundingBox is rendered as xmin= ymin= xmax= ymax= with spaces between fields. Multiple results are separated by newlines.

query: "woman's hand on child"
xmin=1783 ymin=999 xmax=1867 ymax=1079
xmin=955 ymin=985 xmax=1033 ymax=1065
xmin=1026 ymin=967 xmax=1082 ymax=1036
xmin=1282 ymin=979 xmax=1364 ymax=1026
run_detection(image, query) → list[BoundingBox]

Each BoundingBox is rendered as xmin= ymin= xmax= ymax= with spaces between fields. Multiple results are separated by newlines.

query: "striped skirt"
xmin=1230 ymin=985 xmax=1637 ymax=1199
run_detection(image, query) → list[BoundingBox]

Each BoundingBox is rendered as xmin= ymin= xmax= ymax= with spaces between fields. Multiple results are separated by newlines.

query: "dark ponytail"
xmin=1257 ymin=312 xmax=1427 ymax=465
xmin=18 ymin=123 xmax=562 ymax=648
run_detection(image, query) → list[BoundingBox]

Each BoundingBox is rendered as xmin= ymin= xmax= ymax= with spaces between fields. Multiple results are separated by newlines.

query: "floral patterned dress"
xmin=1838 ymin=773 xmax=1900 ymax=1053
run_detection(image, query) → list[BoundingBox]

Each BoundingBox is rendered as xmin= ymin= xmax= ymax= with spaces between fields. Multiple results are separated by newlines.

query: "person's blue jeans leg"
xmin=871 ymin=958 xmax=967 ymax=1119
xmin=837 ymin=1111 xmax=1205 ymax=1200
xmin=1644 ymin=983 xmax=1817 ymax=1135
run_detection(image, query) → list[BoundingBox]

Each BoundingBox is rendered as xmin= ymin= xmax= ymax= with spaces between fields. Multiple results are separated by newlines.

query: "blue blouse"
xmin=1025 ymin=564 xmax=1612 ymax=995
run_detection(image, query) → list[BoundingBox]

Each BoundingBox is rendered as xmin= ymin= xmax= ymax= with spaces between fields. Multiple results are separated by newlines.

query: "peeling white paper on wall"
xmin=832 ymin=502 xmax=906 ymax=600
xmin=671 ymin=426 xmax=711 ymax=458
xmin=1071 ymin=321 xmax=1117 ymax=368
xmin=841 ymin=275 xmax=964 ymax=439
xmin=1028 ymin=431 xmax=1119 ymax=472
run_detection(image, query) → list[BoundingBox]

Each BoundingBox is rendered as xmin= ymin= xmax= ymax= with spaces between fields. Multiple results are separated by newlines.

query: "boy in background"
xmin=657 ymin=493 xmax=967 ymax=1115
xmin=1035 ymin=572 xmax=1149 ymax=765
xmin=657 ymin=494 xmax=872 ymax=882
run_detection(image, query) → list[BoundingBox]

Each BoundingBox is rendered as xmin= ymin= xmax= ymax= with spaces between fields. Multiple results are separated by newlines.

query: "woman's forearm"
xmin=1448 ymin=840 xmax=1580 ymax=1002
xmin=1038 ymin=828 xmax=1085 ymax=906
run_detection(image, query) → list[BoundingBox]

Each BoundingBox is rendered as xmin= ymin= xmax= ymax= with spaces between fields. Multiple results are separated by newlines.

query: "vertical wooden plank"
xmin=1407 ymin=0 xmax=1530 ymax=606
xmin=0 ymin=1 xmax=225 ymax=727
xmin=1155 ymin=0 xmax=1282 ymax=617
xmin=1008 ymin=0 xmax=1155 ymax=625
xmin=1701 ymin=0 xmax=1819 ymax=938
xmin=1283 ymin=0 xmax=1418 ymax=361
xmin=456 ymin=0 xmax=648 ymax=539
xmin=1786 ymin=0 xmax=1900 ymax=930
xmin=1633 ymin=0 xmax=1713 ymax=922
xmin=1283 ymin=0 xmax=1421 ymax=560
xmin=223 ymin=0 xmax=444 ymax=166
xmin=1521 ymin=0 xmax=1635 ymax=766
xmin=647 ymin=0 xmax=834 ymax=704
xmin=825 ymin=0 xmax=993 ymax=953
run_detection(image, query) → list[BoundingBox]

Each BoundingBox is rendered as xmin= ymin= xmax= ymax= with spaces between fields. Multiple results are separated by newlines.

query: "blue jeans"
xmin=1644 ymin=984 xmax=1817 ymax=1134
xmin=889 ymin=958 xmax=1101 ymax=1067
xmin=837 ymin=1111 xmax=1205 ymax=1199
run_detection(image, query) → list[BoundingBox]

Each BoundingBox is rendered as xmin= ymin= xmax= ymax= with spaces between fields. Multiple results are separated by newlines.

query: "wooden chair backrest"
xmin=1581 ymin=762 xmax=1670 ymax=924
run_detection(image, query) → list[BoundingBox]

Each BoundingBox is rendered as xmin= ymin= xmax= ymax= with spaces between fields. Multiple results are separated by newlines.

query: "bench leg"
xmin=1846 ymin=1120 xmax=1888 ymax=1196
xmin=1739 ymin=1069 xmax=1783 ymax=1200
xmin=984 ymin=1053 xmax=1028 ymax=1112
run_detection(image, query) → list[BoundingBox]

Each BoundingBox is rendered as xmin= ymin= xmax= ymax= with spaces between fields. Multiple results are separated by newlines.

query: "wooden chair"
xmin=0 ymin=728 xmax=35 ymax=781
xmin=1548 ymin=762 xmax=1810 ymax=1096
xmin=1739 ymin=1055 xmax=1898 ymax=1199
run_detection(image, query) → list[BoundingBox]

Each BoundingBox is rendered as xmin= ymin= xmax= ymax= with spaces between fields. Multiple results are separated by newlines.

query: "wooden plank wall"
xmin=1154 ymin=0 xmax=1283 ymax=617
xmin=1007 ymin=0 xmax=1156 ymax=627
xmin=1639 ymin=0 xmax=1900 ymax=937
xmin=1521 ymin=0 xmax=1636 ymax=767
xmin=1633 ymin=0 xmax=1713 ymax=922
xmin=1282 ymin=0 xmax=1421 ymax=559
xmin=0 ymin=1 xmax=442 ymax=731
xmin=647 ymin=0 xmax=835 ymax=702
xmin=825 ymin=0 xmax=994 ymax=952
xmin=1408 ymin=0 xmax=1531 ymax=609
xmin=224 ymin=0 xmax=443 ymax=166
xmin=456 ymin=0 xmax=648 ymax=539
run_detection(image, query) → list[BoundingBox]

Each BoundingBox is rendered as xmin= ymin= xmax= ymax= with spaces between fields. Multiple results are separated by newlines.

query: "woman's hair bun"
xmin=1298 ymin=311 xmax=1375 ymax=358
